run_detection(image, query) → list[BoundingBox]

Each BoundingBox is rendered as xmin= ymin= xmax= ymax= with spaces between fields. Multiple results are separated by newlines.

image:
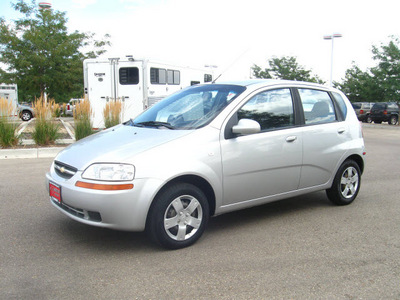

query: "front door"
xmin=220 ymin=88 xmax=303 ymax=206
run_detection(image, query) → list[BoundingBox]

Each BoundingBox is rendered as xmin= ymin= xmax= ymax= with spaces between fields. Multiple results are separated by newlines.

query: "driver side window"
xmin=237 ymin=88 xmax=294 ymax=131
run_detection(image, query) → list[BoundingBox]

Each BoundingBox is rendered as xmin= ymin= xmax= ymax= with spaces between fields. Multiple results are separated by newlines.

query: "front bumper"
xmin=46 ymin=169 xmax=163 ymax=231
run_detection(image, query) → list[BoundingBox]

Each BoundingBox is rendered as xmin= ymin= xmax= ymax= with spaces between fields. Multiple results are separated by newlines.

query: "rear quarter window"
xmin=332 ymin=92 xmax=347 ymax=120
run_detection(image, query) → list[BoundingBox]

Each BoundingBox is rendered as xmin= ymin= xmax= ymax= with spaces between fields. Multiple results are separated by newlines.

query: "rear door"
xmin=370 ymin=103 xmax=386 ymax=120
xmin=85 ymin=60 xmax=113 ymax=128
xmin=117 ymin=60 xmax=144 ymax=121
xmin=297 ymin=88 xmax=349 ymax=188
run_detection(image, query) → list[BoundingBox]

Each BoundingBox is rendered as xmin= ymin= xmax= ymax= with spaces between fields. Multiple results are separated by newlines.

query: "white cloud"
xmin=71 ymin=0 xmax=97 ymax=9
xmin=65 ymin=0 xmax=400 ymax=82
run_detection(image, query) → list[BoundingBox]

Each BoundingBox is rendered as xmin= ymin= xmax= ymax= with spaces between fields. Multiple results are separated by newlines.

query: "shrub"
xmin=103 ymin=100 xmax=122 ymax=128
xmin=0 ymin=97 xmax=19 ymax=148
xmin=74 ymin=98 xmax=94 ymax=140
xmin=32 ymin=98 xmax=60 ymax=145
xmin=61 ymin=103 xmax=67 ymax=116
xmin=53 ymin=103 xmax=61 ymax=117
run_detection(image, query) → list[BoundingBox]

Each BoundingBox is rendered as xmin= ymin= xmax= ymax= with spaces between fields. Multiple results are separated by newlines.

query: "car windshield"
xmin=128 ymin=84 xmax=246 ymax=129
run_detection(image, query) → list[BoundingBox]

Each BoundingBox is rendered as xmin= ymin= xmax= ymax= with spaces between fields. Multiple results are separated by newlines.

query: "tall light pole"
xmin=323 ymin=33 xmax=342 ymax=86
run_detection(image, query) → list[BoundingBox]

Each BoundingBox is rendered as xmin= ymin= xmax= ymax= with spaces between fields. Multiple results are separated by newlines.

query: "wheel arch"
xmin=345 ymin=154 xmax=365 ymax=174
xmin=148 ymin=175 xmax=216 ymax=220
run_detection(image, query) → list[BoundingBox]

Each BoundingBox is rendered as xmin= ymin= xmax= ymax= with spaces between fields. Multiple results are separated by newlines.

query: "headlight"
xmin=82 ymin=163 xmax=135 ymax=181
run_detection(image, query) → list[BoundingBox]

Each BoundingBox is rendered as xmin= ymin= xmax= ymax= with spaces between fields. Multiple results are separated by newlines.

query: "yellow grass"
xmin=32 ymin=96 xmax=60 ymax=145
xmin=74 ymin=97 xmax=92 ymax=120
xmin=73 ymin=98 xmax=94 ymax=140
xmin=33 ymin=96 xmax=56 ymax=120
xmin=103 ymin=100 xmax=122 ymax=128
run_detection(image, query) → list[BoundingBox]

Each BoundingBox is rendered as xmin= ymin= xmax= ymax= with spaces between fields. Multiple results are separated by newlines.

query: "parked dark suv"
xmin=370 ymin=102 xmax=399 ymax=125
xmin=352 ymin=102 xmax=374 ymax=123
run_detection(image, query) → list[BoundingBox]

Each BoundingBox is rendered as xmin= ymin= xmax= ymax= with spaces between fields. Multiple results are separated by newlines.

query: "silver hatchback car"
xmin=46 ymin=80 xmax=366 ymax=249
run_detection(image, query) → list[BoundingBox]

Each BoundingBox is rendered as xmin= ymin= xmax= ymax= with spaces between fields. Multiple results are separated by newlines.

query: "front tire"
xmin=326 ymin=160 xmax=361 ymax=206
xmin=146 ymin=183 xmax=209 ymax=249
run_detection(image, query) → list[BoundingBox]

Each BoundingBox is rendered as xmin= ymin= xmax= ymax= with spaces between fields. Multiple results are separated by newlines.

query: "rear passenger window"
xmin=238 ymin=88 xmax=294 ymax=131
xmin=299 ymin=89 xmax=336 ymax=125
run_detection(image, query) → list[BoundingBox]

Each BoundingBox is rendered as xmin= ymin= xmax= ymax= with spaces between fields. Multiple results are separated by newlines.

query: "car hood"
xmin=55 ymin=124 xmax=192 ymax=170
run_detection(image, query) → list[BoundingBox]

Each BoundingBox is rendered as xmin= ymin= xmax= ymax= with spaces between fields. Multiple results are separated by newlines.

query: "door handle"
xmin=337 ymin=128 xmax=345 ymax=134
xmin=286 ymin=136 xmax=297 ymax=143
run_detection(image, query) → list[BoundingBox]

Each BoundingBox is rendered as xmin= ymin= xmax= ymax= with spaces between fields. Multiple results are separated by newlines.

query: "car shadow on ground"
xmin=206 ymin=191 xmax=331 ymax=234
xmin=50 ymin=191 xmax=332 ymax=252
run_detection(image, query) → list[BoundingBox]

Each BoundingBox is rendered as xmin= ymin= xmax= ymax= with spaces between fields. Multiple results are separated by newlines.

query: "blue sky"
xmin=1 ymin=0 xmax=399 ymax=83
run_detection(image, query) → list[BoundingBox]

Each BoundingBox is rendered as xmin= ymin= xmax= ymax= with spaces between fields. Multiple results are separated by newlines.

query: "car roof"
xmin=215 ymin=79 xmax=331 ymax=91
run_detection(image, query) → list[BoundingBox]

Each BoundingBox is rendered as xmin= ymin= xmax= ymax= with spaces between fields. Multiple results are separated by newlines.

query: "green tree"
xmin=0 ymin=0 xmax=110 ymax=103
xmin=252 ymin=56 xmax=324 ymax=84
xmin=370 ymin=37 xmax=400 ymax=101
xmin=338 ymin=36 xmax=400 ymax=103
xmin=335 ymin=63 xmax=383 ymax=102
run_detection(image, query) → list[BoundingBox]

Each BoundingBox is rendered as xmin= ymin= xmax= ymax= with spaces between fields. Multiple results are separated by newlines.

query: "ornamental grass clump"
xmin=74 ymin=98 xmax=94 ymax=140
xmin=0 ymin=97 xmax=19 ymax=148
xmin=103 ymin=99 xmax=122 ymax=128
xmin=32 ymin=97 xmax=60 ymax=146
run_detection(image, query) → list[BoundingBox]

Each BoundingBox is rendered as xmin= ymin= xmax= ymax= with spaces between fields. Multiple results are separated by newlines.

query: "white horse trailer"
xmin=0 ymin=83 xmax=18 ymax=106
xmin=0 ymin=84 xmax=18 ymax=117
xmin=83 ymin=57 xmax=213 ymax=128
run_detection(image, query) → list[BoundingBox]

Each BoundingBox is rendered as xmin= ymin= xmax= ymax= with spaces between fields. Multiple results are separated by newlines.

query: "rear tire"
xmin=389 ymin=115 xmax=398 ymax=125
xmin=326 ymin=160 xmax=361 ymax=206
xmin=21 ymin=111 xmax=32 ymax=121
xmin=146 ymin=183 xmax=209 ymax=249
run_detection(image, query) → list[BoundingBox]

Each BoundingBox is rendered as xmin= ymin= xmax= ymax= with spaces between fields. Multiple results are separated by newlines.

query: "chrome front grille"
xmin=54 ymin=161 xmax=78 ymax=179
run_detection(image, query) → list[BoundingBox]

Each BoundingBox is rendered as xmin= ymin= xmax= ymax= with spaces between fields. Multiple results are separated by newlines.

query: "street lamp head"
xmin=323 ymin=33 xmax=342 ymax=40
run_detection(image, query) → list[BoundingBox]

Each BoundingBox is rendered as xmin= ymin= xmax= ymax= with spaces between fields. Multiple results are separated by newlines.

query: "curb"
xmin=0 ymin=147 xmax=65 ymax=160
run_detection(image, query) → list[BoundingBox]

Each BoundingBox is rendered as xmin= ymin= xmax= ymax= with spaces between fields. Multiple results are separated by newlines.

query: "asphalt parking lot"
xmin=0 ymin=125 xmax=399 ymax=299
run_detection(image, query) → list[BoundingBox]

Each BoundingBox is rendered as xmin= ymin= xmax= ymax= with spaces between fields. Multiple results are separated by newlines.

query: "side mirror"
xmin=232 ymin=119 xmax=261 ymax=135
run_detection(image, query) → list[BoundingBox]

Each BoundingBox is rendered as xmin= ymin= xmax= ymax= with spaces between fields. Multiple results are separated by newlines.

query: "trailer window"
xmin=167 ymin=70 xmax=180 ymax=85
xmin=119 ymin=67 xmax=139 ymax=85
xmin=204 ymin=74 xmax=212 ymax=82
xmin=150 ymin=68 xmax=167 ymax=84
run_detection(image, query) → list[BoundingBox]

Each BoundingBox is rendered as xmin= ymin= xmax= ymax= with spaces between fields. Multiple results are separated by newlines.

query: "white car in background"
xmin=18 ymin=103 xmax=35 ymax=121
xmin=65 ymin=98 xmax=82 ymax=116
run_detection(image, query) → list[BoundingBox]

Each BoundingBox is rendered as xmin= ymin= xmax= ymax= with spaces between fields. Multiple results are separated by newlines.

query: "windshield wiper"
xmin=134 ymin=121 xmax=175 ymax=129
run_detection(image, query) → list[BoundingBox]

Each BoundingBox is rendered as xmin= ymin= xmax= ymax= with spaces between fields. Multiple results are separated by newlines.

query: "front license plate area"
xmin=49 ymin=182 xmax=62 ymax=203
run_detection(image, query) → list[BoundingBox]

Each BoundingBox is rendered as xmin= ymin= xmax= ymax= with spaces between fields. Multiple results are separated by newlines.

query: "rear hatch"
xmin=370 ymin=103 xmax=386 ymax=117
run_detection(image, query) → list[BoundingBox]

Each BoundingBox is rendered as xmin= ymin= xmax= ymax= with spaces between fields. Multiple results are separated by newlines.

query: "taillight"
xmin=359 ymin=109 xmax=364 ymax=114
xmin=383 ymin=110 xmax=387 ymax=115
xmin=67 ymin=104 xmax=70 ymax=110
